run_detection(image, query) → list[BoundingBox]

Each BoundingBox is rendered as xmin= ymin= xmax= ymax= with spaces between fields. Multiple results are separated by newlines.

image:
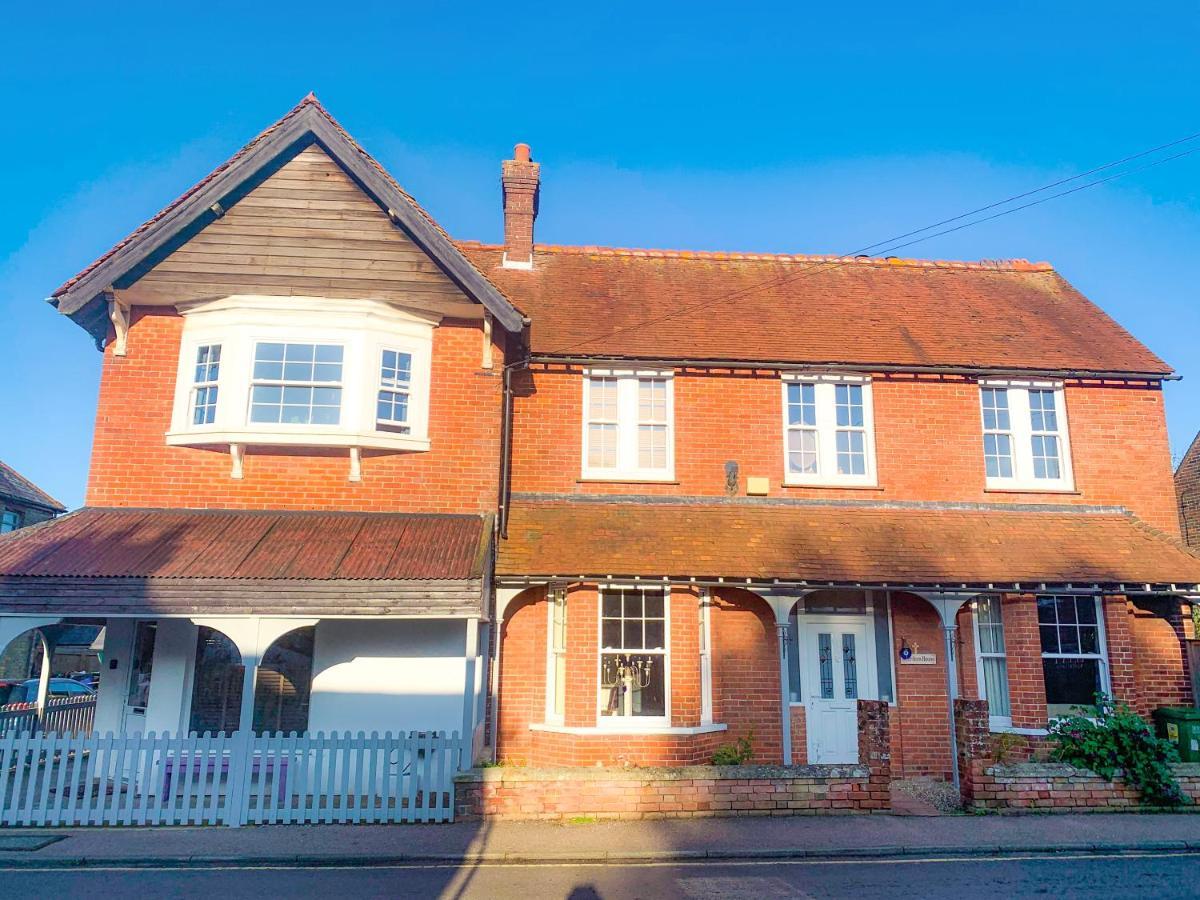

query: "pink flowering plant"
xmin=1049 ymin=695 xmax=1186 ymax=807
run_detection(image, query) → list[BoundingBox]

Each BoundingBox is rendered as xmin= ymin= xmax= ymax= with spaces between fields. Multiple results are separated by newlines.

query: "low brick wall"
xmin=967 ymin=762 xmax=1200 ymax=811
xmin=458 ymin=700 xmax=892 ymax=820
xmin=455 ymin=763 xmax=885 ymax=820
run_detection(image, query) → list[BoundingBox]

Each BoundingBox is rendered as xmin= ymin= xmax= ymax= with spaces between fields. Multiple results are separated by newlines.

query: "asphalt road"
xmin=6 ymin=851 xmax=1199 ymax=898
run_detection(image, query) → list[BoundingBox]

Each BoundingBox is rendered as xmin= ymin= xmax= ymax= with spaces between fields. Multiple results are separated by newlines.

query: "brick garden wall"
xmin=87 ymin=309 xmax=506 ymax=512
xmin=459 ymin=700 xmax=891 ymax=820
xmin=510 ymin=368 xmax=1180 ymax=535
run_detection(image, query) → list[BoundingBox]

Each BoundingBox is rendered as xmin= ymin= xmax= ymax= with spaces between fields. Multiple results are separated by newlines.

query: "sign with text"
xmin=900 ymin=652 xmax=937 ymax=665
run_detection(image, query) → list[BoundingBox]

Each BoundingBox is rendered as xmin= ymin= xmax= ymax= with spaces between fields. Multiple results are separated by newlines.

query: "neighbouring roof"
xmin=0 ymin=460 xmax=65 ymax=513
xmin=460 ymin=244 xmax=1170 ymax=376
xmin=498 ymin=498 xmax=1200 ymax=590
xmin=0 ymin=508 xmax=492 ymax=617
xmin=51 ymin=95 xmax=525 ymax=344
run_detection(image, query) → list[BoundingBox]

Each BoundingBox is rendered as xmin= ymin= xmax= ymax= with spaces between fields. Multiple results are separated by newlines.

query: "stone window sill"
xmin=529 ymin=723 xmax=728 ymax=736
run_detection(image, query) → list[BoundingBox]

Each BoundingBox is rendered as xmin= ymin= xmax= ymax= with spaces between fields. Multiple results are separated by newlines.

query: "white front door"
xmin=804 ymin=621 xmax=869 ymax=764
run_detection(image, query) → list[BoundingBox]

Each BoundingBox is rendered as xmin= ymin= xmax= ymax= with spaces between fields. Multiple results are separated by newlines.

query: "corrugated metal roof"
xmin=0 ymin=508 xmax=489 ymax=581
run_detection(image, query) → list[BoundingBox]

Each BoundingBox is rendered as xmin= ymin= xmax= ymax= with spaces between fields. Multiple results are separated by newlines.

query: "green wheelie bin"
xmin=1153 ymin=707 xmax=1200 ymax=763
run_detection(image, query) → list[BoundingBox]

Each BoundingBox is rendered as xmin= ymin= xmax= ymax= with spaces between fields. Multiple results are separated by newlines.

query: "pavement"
xmin=1 ymin=812 xmax=1199 ymax=869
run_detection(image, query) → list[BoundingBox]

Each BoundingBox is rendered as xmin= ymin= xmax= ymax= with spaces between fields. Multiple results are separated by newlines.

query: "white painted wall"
xmin=93 ymin=618 xmax=134 ymax=735
xmin=309 ymin=620 xmax=468 ymax=736
xmin=144 ymin=619 xmax=198 ymax=735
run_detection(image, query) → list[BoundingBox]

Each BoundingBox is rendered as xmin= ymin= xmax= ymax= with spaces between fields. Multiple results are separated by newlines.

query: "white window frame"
xmin=545 ymin=587 xmax=568 ymax=725
xmin=166 ymin=295 xmax=434 ymax=452
xmin=190 ymin=344 xmax=222 ymax=426
xmin=971 ymin=596 xmax=1013 ymax=729
xmin=596 ymin=585 xmax=671 ymax=729
xmin=248 ymin=340 xmax=345 ymax=427
xmin=978 ymin=379 xmax=1074 ymax=492
xmin=376 ymin=347 xmax=414 ymax=433
xmin=581 ymin=369 xmax=675 ymax=481
xmin=699 ymin=589 xmax=713 ymax=726
xmin=1038 ymin=594 xmax=1111 ymax=720
xmin=0 ymin=509 xmax=20 ymax=533
xmin=781 ymin=374 xmax=877 ymax=487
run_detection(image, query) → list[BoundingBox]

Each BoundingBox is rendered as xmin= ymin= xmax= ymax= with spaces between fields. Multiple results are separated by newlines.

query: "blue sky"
xmin=3 ymin=2 xmax=1199 ymax=508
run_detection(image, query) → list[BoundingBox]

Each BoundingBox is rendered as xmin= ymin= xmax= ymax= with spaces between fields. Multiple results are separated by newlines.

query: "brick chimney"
xmin=501 ymin=143 xmax=539 ymax=270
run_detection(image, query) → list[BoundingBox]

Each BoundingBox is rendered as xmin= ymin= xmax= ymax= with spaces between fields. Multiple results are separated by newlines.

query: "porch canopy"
xmin=498 ymin=497 xmax=1200 ymax=592
xmin=0 ymin=507 xmax=492 ymax=617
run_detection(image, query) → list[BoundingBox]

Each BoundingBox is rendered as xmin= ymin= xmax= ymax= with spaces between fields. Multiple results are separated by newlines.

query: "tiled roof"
xmin=459 ymin=243 xmax=1169 ymax=375
xmin=498 ymin=498 xmax=1200 ymax=587
xmin=0 ymin=460 xmax=65 ymax=512
xmin=0 ymin=508 xmax=489 ymax=581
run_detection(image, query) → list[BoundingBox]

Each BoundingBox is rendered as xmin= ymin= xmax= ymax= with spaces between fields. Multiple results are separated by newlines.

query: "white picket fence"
xmin=0 ymin=697 xmax=96 ymax=736
xmin=0 ymin=729 xmax=464 ymax=827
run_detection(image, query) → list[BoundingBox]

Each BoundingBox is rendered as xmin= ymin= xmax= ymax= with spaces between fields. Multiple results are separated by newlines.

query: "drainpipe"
xmin=497 ymin=355 xmax=526 ymax=541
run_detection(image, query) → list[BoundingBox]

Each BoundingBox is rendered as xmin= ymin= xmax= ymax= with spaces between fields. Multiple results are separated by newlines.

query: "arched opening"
xmin=187 ymin=625 xmax=316 ymax=735
xmin=188 ymin=626 xmax=244 ymax=734
xmin=253 ymin=627 xmax=315 ymax=735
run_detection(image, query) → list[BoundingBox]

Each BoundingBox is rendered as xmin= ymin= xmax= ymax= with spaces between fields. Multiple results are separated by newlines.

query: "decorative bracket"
xmin=229 ymin=443 xmax=245 ymax=480
xmin=481 ymin=311 xmax=494 ymax=370
xmin=349 ymin=447 xmax=362 ymax=482
xmin=107 ymin=291 xmax=130 ymax=357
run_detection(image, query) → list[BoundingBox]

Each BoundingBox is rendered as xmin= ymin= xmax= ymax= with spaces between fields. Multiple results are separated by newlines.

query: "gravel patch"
xmin=892 ymin=778 xmax=963 ymax=812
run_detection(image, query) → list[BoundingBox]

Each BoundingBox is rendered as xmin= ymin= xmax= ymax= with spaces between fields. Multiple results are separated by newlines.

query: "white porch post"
xmin=776 ymin=623 xmax=792 ymax=765
xmin=34 ymin=631 xmax=54 ymax=723
xmin=461 ymin=617 xmax=480 ymax=769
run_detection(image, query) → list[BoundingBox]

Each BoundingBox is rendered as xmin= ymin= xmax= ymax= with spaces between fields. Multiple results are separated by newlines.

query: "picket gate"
xmin=0 ymin=729 xmax=464 ymax=827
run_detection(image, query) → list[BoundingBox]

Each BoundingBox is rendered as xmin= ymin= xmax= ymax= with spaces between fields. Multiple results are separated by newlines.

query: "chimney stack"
xmin=501 ymin=143 xmax=539 ymax=269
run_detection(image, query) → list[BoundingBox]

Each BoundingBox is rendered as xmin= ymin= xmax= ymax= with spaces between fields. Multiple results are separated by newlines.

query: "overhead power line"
xmin=537 ymin=130 xmax=1200 ymax=358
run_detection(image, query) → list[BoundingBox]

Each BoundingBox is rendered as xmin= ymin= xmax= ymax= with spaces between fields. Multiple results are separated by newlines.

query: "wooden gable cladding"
xmin=121 ymin=146 xmax=481 ymax=318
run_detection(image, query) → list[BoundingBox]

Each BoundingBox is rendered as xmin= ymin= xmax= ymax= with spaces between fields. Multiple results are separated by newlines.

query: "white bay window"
xmin=582 ymin=370 xmax=674 ymax=481
xmin=782 ymin=374 xmax=877 ymax=487
xmin=979 ymin=380 xmax=1073 ymax=491
xmin=167 ymin=296 xmax=434 ymax=453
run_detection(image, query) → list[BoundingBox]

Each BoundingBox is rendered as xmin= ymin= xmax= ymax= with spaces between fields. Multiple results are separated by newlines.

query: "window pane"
xmin=1075 ymin=598 xmax=1097 ymax=624
xmin=254 ymin=360 xmax=284 ymax=381
xmin=588 ymin=378 xmax=617 ymax=420
xmin=600 ymin=653 xmax=665 ymax=718
xmin=644 ymin=620 xmax=665 ymax=649
xmin=1037 ymin=598 xmax=1057 ymax=624
xmin=601 ymin=620 xmax=621 ymax=648
xmin=252 ymin=627 xmax=314 ymax=735
xmin=1058 ymin=626 xmax=1080 ymax=654
xmin=623 ymin=590 xmax=643 ymax=618
xmin=638 ymin=424 xmax=668 ymax=469
xmin=981 ymin=657 xmax=1011 ymax=717
xmin=981 ymin=388 xmax=1011 ymax=430
xmin=1031 ymin=434 xmax=1061 ymax=480
xmin=285 ymin=343 xmax=314 ymax=363
xmin=835 ymin=384 xmax=864 ymax=427
xmin=587 ymin=423 xmax=618 ymax=468
xmin=1079 ymin=625 xmax=1099 ymax=654
xmin=1039 ymin=624 xmax=1059 ymax=653
xmin=643 ymin=591 xmax=664 ymax=618
xmin=818 ymin=632 xmax=834 ymax=699
xmin=1056 ymin=597 xmax=1077 ymax=624
xmin=836 ymin=430 xmax=866 ymax=475
xmin=381 ymin=350 xmax=412 ymax=387
xmin=638 ymin=379 xmax=667 ymax=423
xmin=1029 ymin=390 xmax=1058 ymax=433
xmin=602 ymin=592 xmax=621 ymax=617
xmin=189 ymin=627 xmax=244 ymax=734
xmin=842 ymin=633 xmax=858 ymax=699
xmin=256 ymin=342 xmax=285 ymax=362
xmin=623 ymin=620 xmax=643 ymax=649
xmin=983 ymin=433 xmax=1013 ymax=479
xmin=787 ymin=429 xmax=819 ymax=474
xmin=787 ymin=383 xmax=817 ymax=426
xmin=1044 ymin=657 xmax=1101 ymax=717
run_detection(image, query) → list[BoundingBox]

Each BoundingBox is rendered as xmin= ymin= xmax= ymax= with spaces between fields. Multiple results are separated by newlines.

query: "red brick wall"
xmin=789 ymin=705 xmax=808 ymax=765
xmin=1001 ymin=594 xmax=1049 ymax=729
xmin=709 ymin=588 xmax=783 ymax=764
xmin=511 ymin=368 xmax=1179 ymax=534
xmin=496 ymin=587 xmax=547 ymax=765
xmin=1103 ymin=595 xmax=1142 ymax=713
xmin=889 ymin=592 xmax=952 ymax=778
xmin=86 ymin=308 xmax=505 ymax=512
xmin=1132 ymin=600 xmax=1194 ymax=711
